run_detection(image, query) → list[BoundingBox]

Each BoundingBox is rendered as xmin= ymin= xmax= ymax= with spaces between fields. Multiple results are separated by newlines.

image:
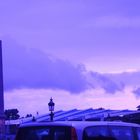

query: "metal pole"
xmin=50 ymin=111 xmax=54 ymax=121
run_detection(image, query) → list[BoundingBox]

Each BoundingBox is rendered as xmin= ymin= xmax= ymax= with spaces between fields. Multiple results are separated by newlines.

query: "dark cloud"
xmin=105 ymin=72 xmax=140 ymax=87
xmin=2 ymin=37 xmax=88 ymax=93
xmin=105 ymin=72 xmax=140 ymax=96
xmin=88 ymin=72 xmax=124 ymax=94
xmin=133 ymin=88 xmax=140 ymax=98
xmin=3 ymin=37 xmax=140 ymax=95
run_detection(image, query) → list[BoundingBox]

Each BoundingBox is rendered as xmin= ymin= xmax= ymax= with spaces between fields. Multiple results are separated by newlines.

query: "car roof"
xmin=19 ymin=121 xmax=140 ymax=128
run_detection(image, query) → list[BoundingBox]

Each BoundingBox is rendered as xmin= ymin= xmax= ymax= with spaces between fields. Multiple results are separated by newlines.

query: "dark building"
xmin=0 ymin=40 xmax=5 ymax=139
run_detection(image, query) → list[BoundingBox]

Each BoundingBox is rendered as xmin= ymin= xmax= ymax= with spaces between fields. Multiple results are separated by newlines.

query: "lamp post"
xmin=48 ymin=97 xmax=55 ymax=121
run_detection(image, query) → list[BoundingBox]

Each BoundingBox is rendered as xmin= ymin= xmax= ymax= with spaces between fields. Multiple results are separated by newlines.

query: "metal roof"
xmin=5 ymin=108 xmax=140 ymax=125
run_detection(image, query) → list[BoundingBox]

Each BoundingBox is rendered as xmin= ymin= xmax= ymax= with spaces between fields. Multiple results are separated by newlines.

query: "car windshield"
xmin=15 ymin=126 xmax=71 ymax=140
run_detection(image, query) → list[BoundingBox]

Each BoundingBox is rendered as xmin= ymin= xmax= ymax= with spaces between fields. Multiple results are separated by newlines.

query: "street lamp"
xmin=48 ymin=97 xmax=55 ymax=121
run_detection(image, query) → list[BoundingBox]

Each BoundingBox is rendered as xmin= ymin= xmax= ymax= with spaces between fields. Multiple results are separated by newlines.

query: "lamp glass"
xmin=49 ymin=106 xmax=54 ymax=111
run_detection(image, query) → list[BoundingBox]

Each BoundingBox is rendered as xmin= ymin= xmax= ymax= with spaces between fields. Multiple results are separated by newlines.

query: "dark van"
xmin=15 ymin=121 xmax=140 ymax=140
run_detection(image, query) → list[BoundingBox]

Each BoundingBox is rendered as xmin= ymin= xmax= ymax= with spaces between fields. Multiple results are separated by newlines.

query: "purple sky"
xmin=1 ymin=1 xmax=140 ymax=116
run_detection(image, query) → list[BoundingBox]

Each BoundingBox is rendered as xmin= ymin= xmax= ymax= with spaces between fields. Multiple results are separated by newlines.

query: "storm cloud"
xmin=133 ymin=88 xmax=140 ymax=98
xmin=86 ymin=72 xmax=125 ymax=94
xmin=2 ymin=37 xmax=88 ymax=93
xmin=2 ymin=37 xmax=140 ymax=95
xmin=2 ymin=37 xmax=125 ymax=94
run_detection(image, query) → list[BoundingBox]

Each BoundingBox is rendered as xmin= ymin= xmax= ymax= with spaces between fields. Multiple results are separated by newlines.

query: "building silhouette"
xmin=0 ymin=40 xmax=5 ymax=139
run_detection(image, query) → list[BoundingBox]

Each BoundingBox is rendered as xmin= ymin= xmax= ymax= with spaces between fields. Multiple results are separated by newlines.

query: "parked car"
xmin=15 ymin=121 xmax=140 ymax=140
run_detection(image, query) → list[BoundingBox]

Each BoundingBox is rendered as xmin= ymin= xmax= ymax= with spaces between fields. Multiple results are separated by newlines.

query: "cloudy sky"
xmin=1 ymin=0 xmax=140 ymax=116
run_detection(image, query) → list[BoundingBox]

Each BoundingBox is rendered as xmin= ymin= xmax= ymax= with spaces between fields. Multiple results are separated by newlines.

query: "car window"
xmin=136 ymin=127 xmax=140 ymax=140
xmin=53 ymin=127 xmax=69 ymax=140
xmin=15 ymin=126 xmax=71 ymax=140
xmin=83 ymin=126 xmax=110 ymax=140
xmin=15 ymin=127 xmax=50 ymax=140
xmin=109 ymin=126 xmax=134 ymax=140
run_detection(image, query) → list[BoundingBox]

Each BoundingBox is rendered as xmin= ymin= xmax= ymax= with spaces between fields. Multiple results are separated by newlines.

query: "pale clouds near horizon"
xmin=4 ymin=87 xmax=139 ymax=116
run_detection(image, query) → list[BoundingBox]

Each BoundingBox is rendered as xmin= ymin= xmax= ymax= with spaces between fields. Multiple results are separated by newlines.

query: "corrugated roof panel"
xmin=67 ymin=109 xmax=97 ymax=120
xmin=54 ymin=109 xmax=81 ymax=121
xmin=85 ymin=110 xmax=116 ymax=120
xmin=110 ymin=110 xmax=136 ymax=117
xmin=37 ymin=111 xmax=63 ymax=122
